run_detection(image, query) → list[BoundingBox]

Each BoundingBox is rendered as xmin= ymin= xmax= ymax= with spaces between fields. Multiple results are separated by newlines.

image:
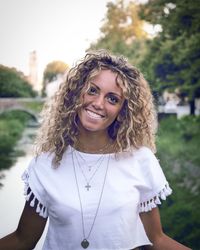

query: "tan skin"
xmin=0 ymin=70 xmax=191 ymax=249
xmin=0 ymin=202 xmax=47 ymax=250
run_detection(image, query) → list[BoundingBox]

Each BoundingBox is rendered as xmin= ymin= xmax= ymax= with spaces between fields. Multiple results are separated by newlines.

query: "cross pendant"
xmin=85 ymin=183 xmax=91 ymax=191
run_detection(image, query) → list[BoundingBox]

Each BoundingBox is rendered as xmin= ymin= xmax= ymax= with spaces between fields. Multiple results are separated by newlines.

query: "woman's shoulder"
xmin=127 ymin=146 xmax=161 ymax=173
xmin=131 ymin=146 xmax=164 ymax=179
xmin=35 ymin=151 xmax=54 ymax=162
xmin=132 ymin=146 xmax=155 ymax=160
xmin=28 ymin=151 xmax=55 ymax=171
xmin=116 ymin=146 xmax=155 ymax=162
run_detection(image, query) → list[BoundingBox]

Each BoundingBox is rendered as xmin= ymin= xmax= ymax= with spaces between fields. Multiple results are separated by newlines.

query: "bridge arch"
xmin=0 ymin=107 xmax=40 ymax=125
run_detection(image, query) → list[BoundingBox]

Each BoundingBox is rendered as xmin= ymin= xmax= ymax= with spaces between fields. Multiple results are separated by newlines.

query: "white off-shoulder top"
xmin=22 ymin=146 xmax=172 ymax=250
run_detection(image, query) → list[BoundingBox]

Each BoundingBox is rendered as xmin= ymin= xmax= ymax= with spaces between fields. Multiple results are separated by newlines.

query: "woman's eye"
xmin=87 ymin=86 xmax=97 ymax=95
xmin=107 ymin=95 xmax=119 ymax=105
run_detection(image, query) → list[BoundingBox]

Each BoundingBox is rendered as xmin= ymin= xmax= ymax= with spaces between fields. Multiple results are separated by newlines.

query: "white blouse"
xmin=22 ymin=146 xmax=172 ymax=250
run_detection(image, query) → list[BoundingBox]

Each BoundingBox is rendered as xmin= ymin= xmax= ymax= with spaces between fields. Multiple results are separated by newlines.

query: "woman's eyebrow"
xmin=90 ymin=82 xmax=100 ymax=90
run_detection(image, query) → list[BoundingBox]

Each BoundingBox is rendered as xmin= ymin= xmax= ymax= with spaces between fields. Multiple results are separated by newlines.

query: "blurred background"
xmin=0 ymin=0 xmax=199 ymax=249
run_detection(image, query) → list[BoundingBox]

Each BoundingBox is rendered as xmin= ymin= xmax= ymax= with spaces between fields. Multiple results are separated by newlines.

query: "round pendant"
xmin=81 ymin=239 xmax=89 ymax=249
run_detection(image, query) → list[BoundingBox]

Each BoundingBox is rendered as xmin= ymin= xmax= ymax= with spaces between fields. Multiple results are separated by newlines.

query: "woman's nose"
xmin=92 ymin=95 xmax=104 ymax=109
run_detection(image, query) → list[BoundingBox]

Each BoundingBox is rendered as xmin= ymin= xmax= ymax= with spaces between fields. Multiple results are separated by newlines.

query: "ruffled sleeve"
xmin=22 ymin=156 xmax=49 ymax=218
xmin=136 ymin=147 xmax=172 ymax=213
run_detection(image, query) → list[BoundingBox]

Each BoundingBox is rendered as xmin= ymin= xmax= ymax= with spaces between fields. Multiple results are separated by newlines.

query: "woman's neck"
xmin=77 ymin=135 xmax=110 ymax=153
xmin=75 ymin=129 xmax=115 ymax=154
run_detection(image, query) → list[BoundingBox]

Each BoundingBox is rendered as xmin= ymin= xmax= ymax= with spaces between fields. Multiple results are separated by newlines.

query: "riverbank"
xmin=0 ymin=110 xmax=36 ymax=171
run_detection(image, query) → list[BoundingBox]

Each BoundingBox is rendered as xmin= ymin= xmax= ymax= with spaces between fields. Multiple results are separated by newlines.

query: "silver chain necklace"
xmin=75 ymin=149 xmax=105 ymax=172
xmin=74 ymin=150 xmax=105 ymax=191
xmin=72 ymin=150 xmax=110 ymax=249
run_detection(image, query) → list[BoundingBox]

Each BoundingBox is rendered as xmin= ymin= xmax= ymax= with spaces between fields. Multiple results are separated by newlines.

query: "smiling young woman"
xmin=0 ymin=50 xmax=191 ymax=250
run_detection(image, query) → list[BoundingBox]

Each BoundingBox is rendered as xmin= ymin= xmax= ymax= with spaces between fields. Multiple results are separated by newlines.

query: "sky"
xmin=0 ymin=0 xmax=112 ymax=81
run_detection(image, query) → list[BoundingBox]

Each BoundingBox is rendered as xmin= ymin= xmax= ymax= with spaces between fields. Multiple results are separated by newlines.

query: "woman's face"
xmin=78 ymin=69 xmax=125 ymax=134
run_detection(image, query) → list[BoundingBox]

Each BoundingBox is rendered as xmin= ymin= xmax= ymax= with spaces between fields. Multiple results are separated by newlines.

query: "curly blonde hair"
xmin=35 ymin=50 xmax=157 ymax=166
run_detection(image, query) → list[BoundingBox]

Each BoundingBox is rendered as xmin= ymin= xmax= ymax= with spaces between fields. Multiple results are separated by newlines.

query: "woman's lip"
xmin=86 ymin=109 xmax=105 ymax=119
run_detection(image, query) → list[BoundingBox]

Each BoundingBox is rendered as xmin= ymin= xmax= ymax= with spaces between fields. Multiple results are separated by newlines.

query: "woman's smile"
xmin=85 ymin=109 xmax=105 ymax=120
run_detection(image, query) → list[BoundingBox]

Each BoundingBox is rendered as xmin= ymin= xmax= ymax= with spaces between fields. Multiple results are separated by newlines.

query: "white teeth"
xmin=86 ymin=110 xmax=103 ymax=119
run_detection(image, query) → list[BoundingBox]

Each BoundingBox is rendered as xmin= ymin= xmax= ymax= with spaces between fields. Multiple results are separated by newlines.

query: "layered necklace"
xmin=72 ymin=149 xmax=110 ymax=249
xmin=74 ymin=150 xmax=105 ymax=191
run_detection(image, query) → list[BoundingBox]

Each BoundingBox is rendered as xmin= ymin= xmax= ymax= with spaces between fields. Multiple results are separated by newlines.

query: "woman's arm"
xmin=0 ymin=201 xmax=47 ymax=250
xmin=140 ymin=207 xmax=192 ymax=250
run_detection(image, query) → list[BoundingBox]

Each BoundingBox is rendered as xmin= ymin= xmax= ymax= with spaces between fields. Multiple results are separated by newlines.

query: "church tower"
xmin=28 ymin=50 xmax=40 ymax=92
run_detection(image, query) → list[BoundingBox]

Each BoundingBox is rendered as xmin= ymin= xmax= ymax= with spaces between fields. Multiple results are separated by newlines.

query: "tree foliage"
xmin=139 ymin=0 xmax=200 ymax=103
xmin=88 ymin=0 xmax=148 ymax=65
xmin=0 ymin=65 xmax=37 ymax=97
xmin=100 ymin=0 xmax=147 ymax=41
xmin=157 ymin=116 xmax=200 ymax=249
xmin=43 ymin=60 xmax=68 ymax=84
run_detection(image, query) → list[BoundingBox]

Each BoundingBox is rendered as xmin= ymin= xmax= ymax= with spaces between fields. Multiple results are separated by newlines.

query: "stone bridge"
xmin=0 ymin=98 xmax=45 ymax=123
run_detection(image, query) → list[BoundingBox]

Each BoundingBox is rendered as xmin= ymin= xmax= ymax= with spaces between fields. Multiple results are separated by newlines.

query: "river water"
xmin=0 ymin=127 xmax=47 ymax=249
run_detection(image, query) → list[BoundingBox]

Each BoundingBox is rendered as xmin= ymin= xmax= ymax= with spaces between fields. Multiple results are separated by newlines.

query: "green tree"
xmin=43 ymin=60 xmax=68 ymax=83
xmin=42 ymin=60 xmax=68 ymax=96
xmin=139 ymin=0 xmax=200 ymax=113
xmin=0 ymin=65 xmax=37 ymax=97
xmin=88 ymin=0 xmax=148 ymax=65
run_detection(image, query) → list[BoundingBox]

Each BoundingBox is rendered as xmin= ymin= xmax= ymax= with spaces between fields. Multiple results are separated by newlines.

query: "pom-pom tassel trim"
xmin=139 ymin=183 xmax=172 ymax=213
xmin=22 ymin=170 xmax=48 ymax=218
